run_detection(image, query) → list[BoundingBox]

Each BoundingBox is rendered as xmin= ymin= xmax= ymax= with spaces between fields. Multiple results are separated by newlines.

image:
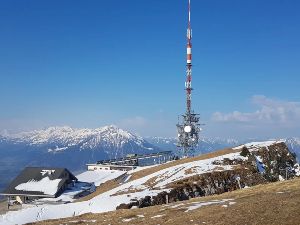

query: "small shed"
xmin=0 ymin=167 xmax=77 ymax=204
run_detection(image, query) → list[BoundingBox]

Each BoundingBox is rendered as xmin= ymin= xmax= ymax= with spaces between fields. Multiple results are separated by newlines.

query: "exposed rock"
xmin=138 ymin=195 xmax=152 ymax=208
xmin=240 ymin=146 xmax=250 ymax=157
xmin=116 ymin=203 xmax=131 ymax=210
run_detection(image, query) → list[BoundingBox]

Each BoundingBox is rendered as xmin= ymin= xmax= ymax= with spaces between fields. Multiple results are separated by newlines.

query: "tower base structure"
xmin=177 ymin=111 xmax=201 ymax=157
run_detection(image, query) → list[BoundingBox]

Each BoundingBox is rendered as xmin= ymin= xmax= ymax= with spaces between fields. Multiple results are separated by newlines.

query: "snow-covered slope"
xmin=1 ymin=140 xmax=297 ymax=225
xmin=77 ymin=170 xmax=126 ymax=187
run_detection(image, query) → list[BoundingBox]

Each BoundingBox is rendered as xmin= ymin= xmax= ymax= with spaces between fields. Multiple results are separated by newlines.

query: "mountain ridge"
xmin=1 ymin=126 xmax=300 ymax=158
xmin=5 ymin=125 xmax=153 ymax=153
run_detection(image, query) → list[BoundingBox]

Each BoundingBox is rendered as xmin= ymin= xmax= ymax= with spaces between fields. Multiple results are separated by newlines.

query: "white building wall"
xmin=87 ymin=164 xmax=111 ymax=171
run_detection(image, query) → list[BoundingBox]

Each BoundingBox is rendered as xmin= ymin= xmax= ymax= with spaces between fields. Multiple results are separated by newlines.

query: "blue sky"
xmin=0 ymin=0 xmax=300 ymax=139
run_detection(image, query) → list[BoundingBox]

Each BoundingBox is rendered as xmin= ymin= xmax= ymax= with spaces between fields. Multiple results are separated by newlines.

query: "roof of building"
xmin=0 ymin=167 xmax=77 ymax=197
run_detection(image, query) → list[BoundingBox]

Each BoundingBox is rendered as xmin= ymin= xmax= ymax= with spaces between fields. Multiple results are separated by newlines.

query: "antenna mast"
xmin=177 ymin=0 xmax=201 ymax=157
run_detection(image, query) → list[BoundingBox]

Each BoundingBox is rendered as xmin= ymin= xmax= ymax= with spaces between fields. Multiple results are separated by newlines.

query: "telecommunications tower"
xmin=177 ymin=0 xmax=201 ymax=156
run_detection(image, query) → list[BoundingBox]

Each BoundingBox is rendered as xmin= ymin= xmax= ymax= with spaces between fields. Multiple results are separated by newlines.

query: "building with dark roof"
xmin=0 ymin=167 xmax=77 ymax=204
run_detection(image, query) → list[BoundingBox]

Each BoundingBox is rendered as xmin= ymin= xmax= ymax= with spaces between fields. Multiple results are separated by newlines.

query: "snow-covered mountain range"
xmin=5 ymin=125 xmax=155 ymax=154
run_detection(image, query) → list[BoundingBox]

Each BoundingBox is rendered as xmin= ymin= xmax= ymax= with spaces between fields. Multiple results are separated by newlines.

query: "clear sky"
xmin=0 ymin=0 xmax=300 ymax=139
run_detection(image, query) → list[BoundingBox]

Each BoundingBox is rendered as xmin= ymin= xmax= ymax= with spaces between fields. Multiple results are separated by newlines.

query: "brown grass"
xmin=32 ymin=177 xmax=300 ymax=225
xmin=184 ymin=166 xmax=199 ymax=175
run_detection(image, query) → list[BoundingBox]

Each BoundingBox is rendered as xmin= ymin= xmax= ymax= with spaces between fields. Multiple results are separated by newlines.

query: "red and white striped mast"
xmin=186 ymin=0 xmax=192 ymax=114
xmin=177 ymin=0 xmax=201 ymax=157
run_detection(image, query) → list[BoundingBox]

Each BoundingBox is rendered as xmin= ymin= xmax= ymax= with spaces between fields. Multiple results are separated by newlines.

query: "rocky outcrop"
xmin=254 ymin=142 xmax=297 ymax=181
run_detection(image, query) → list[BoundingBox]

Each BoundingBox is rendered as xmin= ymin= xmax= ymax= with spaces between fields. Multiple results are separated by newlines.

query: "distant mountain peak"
xmin=2 ymin=125 xmax=155 ymax=155
xmin=100 ymin=124 xmax=118 ymax=130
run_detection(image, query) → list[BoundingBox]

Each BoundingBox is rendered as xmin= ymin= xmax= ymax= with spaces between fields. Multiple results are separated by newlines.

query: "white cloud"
xmin=212 ymin=95 xmax=300 ymax=126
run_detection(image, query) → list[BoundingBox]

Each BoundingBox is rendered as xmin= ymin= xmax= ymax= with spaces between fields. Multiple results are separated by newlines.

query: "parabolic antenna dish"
xmin=184 ymin=125 xmax=192 ymax=133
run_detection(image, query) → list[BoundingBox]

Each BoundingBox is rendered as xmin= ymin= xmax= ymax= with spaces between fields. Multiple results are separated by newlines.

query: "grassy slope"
xmin=129 ymin=147 xmax=238 ymax=181
xmin=32 ymin=177 xmax=300 ymax=225
xmin=76 ymin=147 xmax=238 ymax=202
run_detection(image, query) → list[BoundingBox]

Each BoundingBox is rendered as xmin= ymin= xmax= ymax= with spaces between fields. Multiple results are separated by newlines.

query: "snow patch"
xmin=122 ymin=218 xmax=135 ymax=222
xmin=77 ymin=170 xmax=126 ymax=187
xmin=48 ymin=146 xmax=68 ymax=153
xmin=34 ymin=182 xmax=94 ymax=203
xmin=40 ymin=170 xmax=55 ymax=176
xmin=15 ymin=177 xmax=62 ymax=196
xmin=184 ymin=199 xmax=234 ymax=212
xmin=279 ymin=175 xmax=285 ymax=181
xmin=294 ymin=163 xmax=300 ymax=176
xmin=151 ymin=214 xmax=165 ymax=218
xmin=255 ymin=155 xmax=266 ymax=174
